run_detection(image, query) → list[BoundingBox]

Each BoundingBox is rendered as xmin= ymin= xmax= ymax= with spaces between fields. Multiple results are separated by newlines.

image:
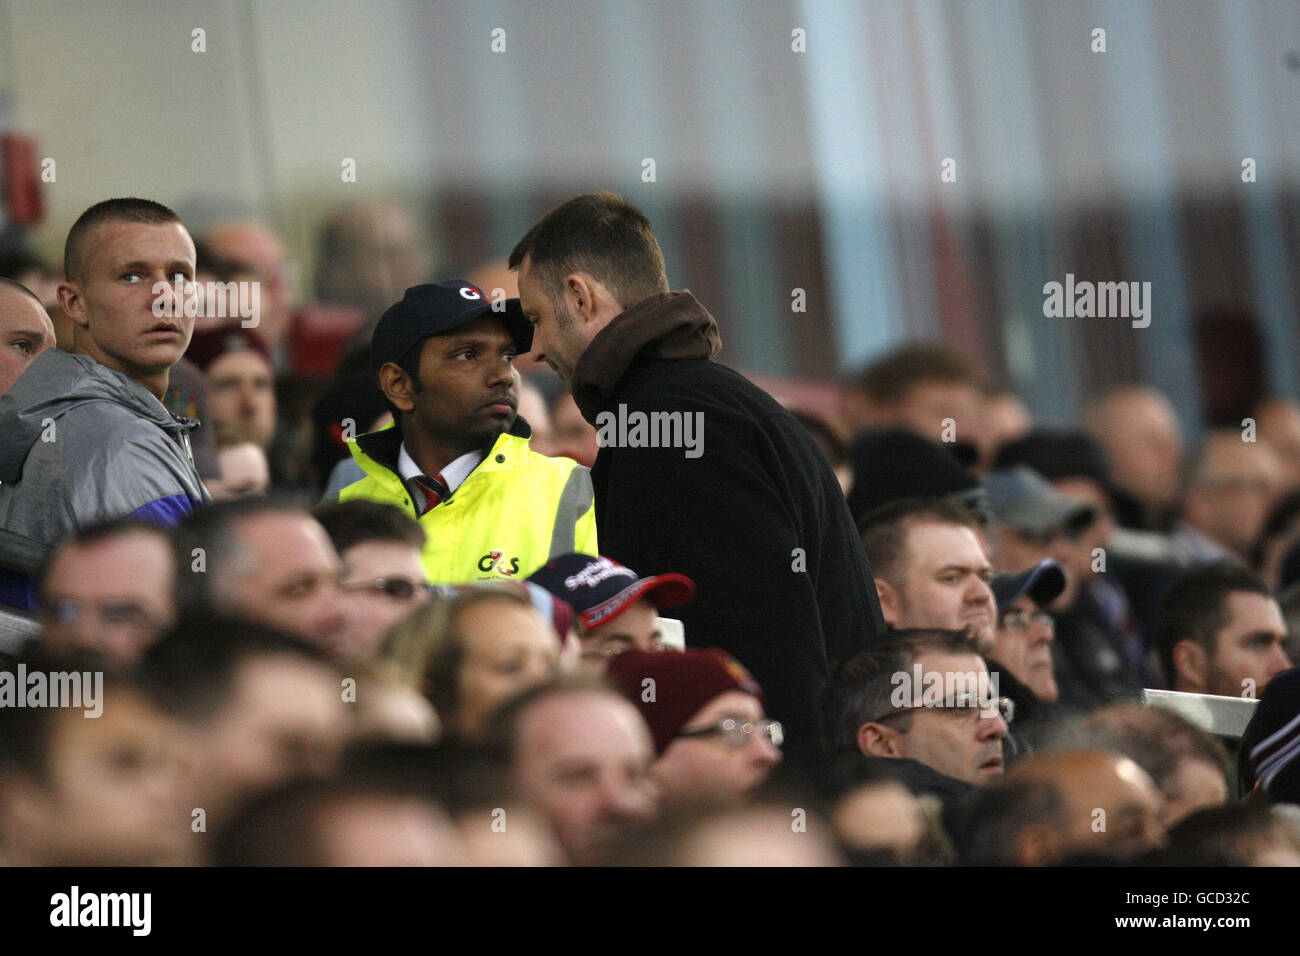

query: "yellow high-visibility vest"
xmin=337 ymin=423 xmax=598 ymax=584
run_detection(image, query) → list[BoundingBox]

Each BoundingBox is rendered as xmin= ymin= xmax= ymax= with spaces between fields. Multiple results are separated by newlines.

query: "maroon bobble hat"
xmin=604 ymin=648 xmax=764 ymax=756
xmin=185 ymin=324 xmax=272 ymax=375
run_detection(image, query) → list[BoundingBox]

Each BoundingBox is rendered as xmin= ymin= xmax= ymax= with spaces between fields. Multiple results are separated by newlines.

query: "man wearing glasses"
xmin=990 ymin=558 xmax=1067 ymax=755
xmin=315 ymin=500 xmax=431 ymax=658
xmin=606 ymin=647 xmax=782 ymax=810
xmin=37 ymin=519 xmax=177 ymax=670
xmin=823 ymin=629 xmax=1010 ymax=805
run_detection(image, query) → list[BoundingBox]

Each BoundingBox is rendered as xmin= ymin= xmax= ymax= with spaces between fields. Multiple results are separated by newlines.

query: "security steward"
xmin=332 ymin=280 xmax=597 ymax=583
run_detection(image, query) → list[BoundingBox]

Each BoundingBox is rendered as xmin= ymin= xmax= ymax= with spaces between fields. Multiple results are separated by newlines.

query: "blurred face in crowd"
xmin=978 ymin=392 xmax=1031 ymax=469
xmin=318 ymin=201 xmax=432 ymax=319
xmin=550 ymin=392 xmax=601 ymax=466
xmin=1257 ymin=397 xmax=1300 ymax=491
xmin=517 ymin=378 xmax=554 ymax=456
xmin=454 ymin=803 xmax=565 ymax=867
xmin=41 ymin=529 xmax=175 ymax=669
xmin=219 ymin=512 xmax=355 ymax=655
xmin=878 ymin=520 xmax=996 ymax=654
xmin=206 ymin=348 xmax=276 ymax=449
xmin=674 ymin=806 xmax=844 ymax=866
xmin=1160 ymin=757 xmax=1228 ymax=829
xmin=1050 ymin=477 xmax=1113 ymax=587
xmin=2 ymin=689 xmax=193 ymax=865
xmin=654 ymin=690 xmax=781 ymax=809
xmin=338 ymin=539 xmax=430 ymax=659
xmin=315 ymin=795 xmax=466 ymax=866
xmin=994 ymin=594 xmax=1058 ymax=702
xmin=198 ymin=651 xmax=347 ymax=823
xmin=578 ymin=598 xmax=662 ymax=671
xmin=209 ymin=442 xmax=270 ymax=501
xmin=0 ymin=282 xmax=56 ymax=395
xmin=511 ymin=690 xmax=658 ymax=863
xmin=1011 ymin=752 xmax=1164 ymax=865
xmin=516 ymin=255 xmax=600 ymax=387
xmin=1183 ymin=433 xmax=1283 ymax=558
xmin=859 ymin=650 xmax=1008 ymax=785
xmin=450 ymin=598 xmax=559 ymax=740
xmin=991 ymin=524 xmax=1079 ymax=612
xmin=58 ymin=219 xmax=197 ymax=398
xmin=1087 ymin=388 xmax=1183 ymax=515
xmin=204 ymin=220 xmax=293 ymax=346
xmin=831 ymin=780 xmax=926 ymax=865
xmin=891 ymin=379 xmax=984 ymax=449
xmin=1173 ymin=590 xmax=1291 ymax=697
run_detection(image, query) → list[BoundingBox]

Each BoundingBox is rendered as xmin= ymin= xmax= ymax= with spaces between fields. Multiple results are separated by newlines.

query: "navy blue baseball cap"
xmin=991 ymin=558 xmax=1067 ymax=612
xmin=370 ymin=279 xmax=532 ymax=373
xmin=527 ymin=553 xmax=696 ymax=630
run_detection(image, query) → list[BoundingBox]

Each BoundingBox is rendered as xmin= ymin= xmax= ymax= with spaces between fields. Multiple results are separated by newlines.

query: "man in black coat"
xmin=510 ymin=192 xmax=886 ymax=749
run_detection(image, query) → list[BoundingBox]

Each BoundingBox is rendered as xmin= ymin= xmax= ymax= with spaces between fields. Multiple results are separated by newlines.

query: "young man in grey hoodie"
xmin=0 ymin=198 xmax=210 ymax=610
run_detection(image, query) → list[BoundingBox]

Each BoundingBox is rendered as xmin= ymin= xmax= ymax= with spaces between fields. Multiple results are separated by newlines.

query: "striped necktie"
xmin=412 ymin=474 xmax=450 ymax=515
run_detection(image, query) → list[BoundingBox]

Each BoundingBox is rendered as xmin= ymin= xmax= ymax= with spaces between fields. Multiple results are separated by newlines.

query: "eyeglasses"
xmin=340 ymin=577 xmax=431 ymax=601
xmin=998 ymin=608 xmax=1054 ymax=632
xmin=46 ymin=598 xmax=159 ymax=630
xmin=677 ymin=718 xmax=784 ymax=749
xmin=868 ymin=694 xmax=1015 ymax=726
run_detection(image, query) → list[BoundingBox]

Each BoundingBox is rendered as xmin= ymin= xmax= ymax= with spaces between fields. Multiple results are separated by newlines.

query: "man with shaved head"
xmin=955 ymin=749 xmax=1165 ymax=865
xmin=0 ymin=278 xmax=56 ymax=396
xmin=1083 ymin=386 xmax=1185 ymax=531
xmin=0 ymin=199 xmax=210 ymax=610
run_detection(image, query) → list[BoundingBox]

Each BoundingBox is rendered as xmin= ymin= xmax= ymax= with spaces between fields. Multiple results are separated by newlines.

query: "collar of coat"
xmin=569 ymin=291 xmax=722 ymax=424
xmin=355 ymin=415 xmax=532 ymax=475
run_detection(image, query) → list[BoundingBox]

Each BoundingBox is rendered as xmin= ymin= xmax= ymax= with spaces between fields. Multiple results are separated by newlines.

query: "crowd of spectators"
xmin=0 ymin=192 xmax=1298 ymax=866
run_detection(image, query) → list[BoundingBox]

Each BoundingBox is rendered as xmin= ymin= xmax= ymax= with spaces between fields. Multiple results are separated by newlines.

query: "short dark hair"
xmin=211 ymin=744 xmax=451 ymax=865
xmin=1154 ymin=563 xmax=1273 ymax=687
xmin=821 ymin=628 xmax=982 ymax=754
xmin=137 ymin=613 xmax=331 ymax=725
xmin=508 ymin=192 xmax=668 ymax=311
xmin=849 ymin=342 xmax=980 ymax=404
xmin=858 ymin=496 xmax=980 ymax=590
xmin=0 ymin=276 xmax=43 ymax=305
xmin=171 ymin=494 xmax=317 ymax=616
xmin=313 ymin=500 xmax=426 ymax=555
xmin=37 ymin=517 xmax=172 ymax=605
xmin=64 ymin=198 xmax=184 ymax=283
xmin=1158 ymin=796 xmax=1291 ymax=866
xmin=950 ymin=777 xmax=1067 ymax=865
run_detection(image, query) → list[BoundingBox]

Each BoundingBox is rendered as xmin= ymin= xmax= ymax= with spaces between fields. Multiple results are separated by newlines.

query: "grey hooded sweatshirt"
xmin=0 ymin=349 xmax=210 ymax=608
